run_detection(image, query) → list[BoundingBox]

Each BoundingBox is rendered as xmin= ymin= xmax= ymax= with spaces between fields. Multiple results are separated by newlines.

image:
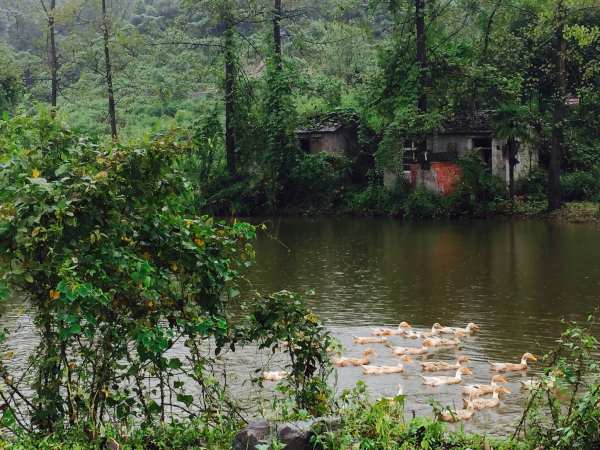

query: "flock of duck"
xmin=263 ymin=321 xmax=539 ymax=423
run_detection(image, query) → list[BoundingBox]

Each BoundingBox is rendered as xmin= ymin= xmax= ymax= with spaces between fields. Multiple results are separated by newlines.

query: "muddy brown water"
xmin=2 ymin=217 xmax=599 ymax=436
xmin=242 ymin=217 xmax=600 ymax=435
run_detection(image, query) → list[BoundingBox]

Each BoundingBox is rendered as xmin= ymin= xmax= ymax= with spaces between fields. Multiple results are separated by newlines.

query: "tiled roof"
xmin=441 ymin=110 xmax=493 ymax=134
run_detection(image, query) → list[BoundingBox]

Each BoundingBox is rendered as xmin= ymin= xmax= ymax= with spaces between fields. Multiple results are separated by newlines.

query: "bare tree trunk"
xmin=415 ymin=0 xmax=429 ymax=160
xmin=548 ymin=0 xmax=566 ymax=212
xmin=224 ymin=6 xmax=237 ymax=177
xmin=508 ymin=137 xmax=516 ymax=207
xmin=48 ymin=0 xmax=58 ymax=111
xmin=273 ymin=0 xmax=283 ymax=70
xmin=101 ymin=0 xmax=118 ymax=140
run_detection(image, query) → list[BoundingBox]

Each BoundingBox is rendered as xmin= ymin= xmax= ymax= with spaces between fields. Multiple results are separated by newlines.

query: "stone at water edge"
xmin=107 ymin=437 xmax=120 ymax=450
xmin=232 ymin=417 xmax=340 ymax=450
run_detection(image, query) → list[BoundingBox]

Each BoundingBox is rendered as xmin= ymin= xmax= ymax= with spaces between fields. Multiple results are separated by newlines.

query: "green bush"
xmin=516 ymin=167 xmax=548 ymax=199
xmin=403 ymin=186 xmax=447 ymax=220
xmin=285 ymin=152 xmax=350 ymax=210
xmin=560 ymin=168 xmax=600 ymax=202
xmin=447 ymin=152 xmax=507 ymax=217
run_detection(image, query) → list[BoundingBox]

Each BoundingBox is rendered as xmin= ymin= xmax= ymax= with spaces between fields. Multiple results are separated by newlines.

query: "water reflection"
xmin=245 ymin=217 xmax=600 ymax=434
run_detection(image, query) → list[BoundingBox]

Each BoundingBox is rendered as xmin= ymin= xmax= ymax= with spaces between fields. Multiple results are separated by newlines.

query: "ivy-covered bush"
xmin=560 ymin=168 xmax=600 ymax=202
xmin=447 ymin=152 xmax=507 ymax=217
xmin=0 ymin=112 xmax=333 ymax=438
xmin=403 ymin=187 xmax=447 ymax=220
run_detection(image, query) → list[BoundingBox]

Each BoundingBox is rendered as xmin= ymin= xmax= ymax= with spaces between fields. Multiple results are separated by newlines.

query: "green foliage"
xmin=0 ymin=45 xmax=23 ymax=114
xmin=0 ymin=111 xmax=336 ymax=440
xmin=403 ymin=187 xmax=447 ymax=221
xmin=518 ymin=316 xmax=600 ymax=449
xmin=286 ymin=153 xmax=350 ymax=211
xmin=447 ymin=152 xmax=508 ymax=217
xmin=246 ymin=290 xmax=335 ymax=417
xmin=516 ymin=167 xmax=548 ymax=199
xmin=560 ymin=168 xmax=600 ymax=202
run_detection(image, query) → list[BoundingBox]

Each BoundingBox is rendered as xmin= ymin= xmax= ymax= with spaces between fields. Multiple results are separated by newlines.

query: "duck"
xmin=381 ymin=384 xmax=404 ymax=401
xmin=421 ymin=355 xmax=469 ymax=372
xmin=438 ymin=401 xmax=476 ymax=422
xmin=519 ymin=374 xmax=557 ymax=391
xmin=371 ymin=322 xmax=412 ymax=337
xmin=422 ymin=336 xmax=460 ymax=347
xmin=361 ymin=363 xmax=404 ymax=375
xmin=262 ymin=370 xmax=288 ymax=382
xmin=401 ymin=330 xmax=424 ymax=340
xmin=490 ymin=352 xmax=537 ymax=372
xmin=433 ymin=323 xmax=480 ymax=337
xmin=333 ymin=349 xmax=376 ymax=367
xmin=398 ymin=355 xmax=413 ymax=363
xmin=422 ymin=367 xmax=473 ymax=386
xmin=467 ymin=386 xmax=510 ymax=410
xmin=462 ymin=375 xmax=509 ymax=398
xmin=387 ymin=344 xmax=429 ymax=356
xmin=353 ymin=336 xmax=388 ymax=345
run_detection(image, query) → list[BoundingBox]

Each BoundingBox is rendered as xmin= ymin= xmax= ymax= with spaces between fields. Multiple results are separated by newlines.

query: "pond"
xmin=245 ymin=217 xmax=600 ymax=435
xmin=2 ymin=217 xmax=599 ymax=436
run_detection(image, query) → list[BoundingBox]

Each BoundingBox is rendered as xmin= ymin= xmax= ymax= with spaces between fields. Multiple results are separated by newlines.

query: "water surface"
xmin=3 ymin=218 xmax=599 ymax=435
xmin=244 ymin=217 xmax=600 ymax=434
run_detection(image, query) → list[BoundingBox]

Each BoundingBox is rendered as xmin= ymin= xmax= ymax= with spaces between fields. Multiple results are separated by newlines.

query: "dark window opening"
xmin=300 ymin=137 xmax=311 ymax=153
xmin=472 ymin=137 xmax=492 ymax=169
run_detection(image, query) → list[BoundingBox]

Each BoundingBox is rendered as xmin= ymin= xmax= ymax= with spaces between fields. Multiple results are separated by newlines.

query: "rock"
xmin=106 ymin=437 xmax=120 ymax=450
xmin=232 ymin=421 xmax=272 ymax=450
xmin=233 ymin=417 xmax=340 ymax=450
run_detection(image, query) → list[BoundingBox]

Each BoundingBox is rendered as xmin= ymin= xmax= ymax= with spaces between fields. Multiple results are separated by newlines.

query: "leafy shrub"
xmin=518 ymin=317 xmax=600 ymax=449
xmin=0 ymin=113 xmax=333 ymax=439
xmin=560 ymin=168 xmax=600 ymax=202
xmin=447 ymin=152 xmax=507 ymax=217
xmin=516 ymin=167 xmax=548 ymax=199
xmin=345 ymin=172 xmax=409 ymax=216
xmin=284 ymin=152 xmax=350 ymax=210
xmin=403 ymin=186 xmax=447 ymax=220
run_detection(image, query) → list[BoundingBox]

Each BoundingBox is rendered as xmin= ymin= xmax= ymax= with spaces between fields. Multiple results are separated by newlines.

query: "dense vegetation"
xmin=1 ymin=0 xmax=599 ymax=217
xmin=1 ymin=0 xmax=600 ymax=448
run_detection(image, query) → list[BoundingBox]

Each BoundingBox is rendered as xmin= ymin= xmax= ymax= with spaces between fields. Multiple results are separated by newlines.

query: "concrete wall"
xmin=300 ymin=132 xmax=349 ymax=157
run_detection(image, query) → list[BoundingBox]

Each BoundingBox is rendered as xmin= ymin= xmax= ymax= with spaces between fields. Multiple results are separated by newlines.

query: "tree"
xmin=548 ymin=0 xmax=567 ymax=211
xmin=101 ymin=0 xmax=118 ymax=140
xmin=40 ymin=0 xmax=59 ymax=110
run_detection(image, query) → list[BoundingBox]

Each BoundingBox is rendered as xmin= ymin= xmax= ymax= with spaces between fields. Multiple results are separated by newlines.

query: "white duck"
xmin=381 ymin=384 xmax=404 ymax=401
xmin=422 ymin=367 xmax=473 ymax=386
xmin=490 ymin=353 xmax=537 ymax=372
xmin=371 ymin=321 xmax=412 ymax=337
xmin=387 ymin=344 xmax=429 ymax=356
xmin=462 ymin=375 xmax=509 ymax=398
xmin=421 ymin=355 xmax=469 ymax=372
xmin=439 ymin=401 xmax=476 ymax=422
xmin=468 ymin=386 xmax=510 ymax=410
xmin=433 ymin=322 xmax=480 ymax=337
xmin=361 ymin=363 xmax=404 ymax=375
xmin=353 ymin=336 xmax=388 ymax=345
xmin=422 ymin=336 xmax=460 ymax=347
xmin=333 ymin=349 xmax=376 ymax=367
xmin=262 ymin=370 xmax=288 ymax=382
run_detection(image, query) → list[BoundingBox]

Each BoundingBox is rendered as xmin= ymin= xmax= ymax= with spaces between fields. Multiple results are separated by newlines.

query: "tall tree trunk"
xmin=508 ymin=136 xmax=516 ymax=207
xmin=415 ymin=0 xmax=429 ymax=160
xmin=101 ymin=0 xmax=118 ymax=140
xmin=548 ymin=1 xmax=566 ymax=212
xmin=223 ymin=5 xmax=237 ymax=177
xmin=48 ymin=0 xmax=58 ymax=111
xmin=273 ymin=0 xmax=283 ymax=70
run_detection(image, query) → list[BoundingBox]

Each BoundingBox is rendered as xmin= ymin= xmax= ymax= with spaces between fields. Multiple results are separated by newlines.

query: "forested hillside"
xmin=1 ymin=0 xmax=600 ymax=215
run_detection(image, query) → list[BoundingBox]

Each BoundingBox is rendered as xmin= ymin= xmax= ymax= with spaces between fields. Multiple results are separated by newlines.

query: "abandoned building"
xmin=295 ymin=111 xmax=361 ymax=157
xmin=384 ymin=110 xmax=538 ymax=195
